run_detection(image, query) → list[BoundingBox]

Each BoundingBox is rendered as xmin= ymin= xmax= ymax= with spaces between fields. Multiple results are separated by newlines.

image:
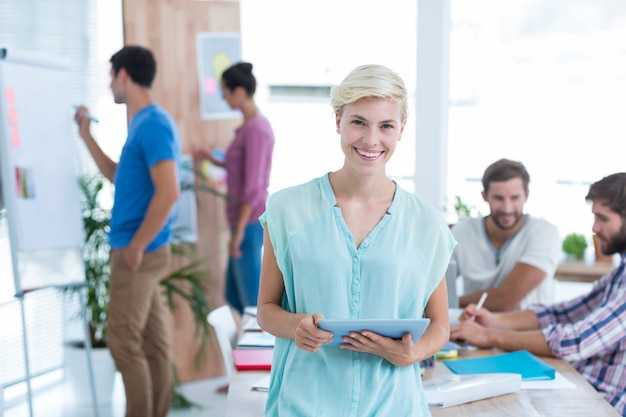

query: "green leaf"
xmin=562 ymin=233 xmax=588 ymax=260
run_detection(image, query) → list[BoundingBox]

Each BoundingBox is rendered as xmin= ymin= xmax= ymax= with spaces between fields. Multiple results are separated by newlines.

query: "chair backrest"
xmin=207 ymin=304 xmax=238 ymax=380
xmin=446 ymin=260 xmax=459 ymax=308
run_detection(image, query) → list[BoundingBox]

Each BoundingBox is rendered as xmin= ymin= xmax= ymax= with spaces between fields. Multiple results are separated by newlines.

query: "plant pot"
xmin=64 ymin=341 xmax=117 ymax=406
xmin=593 ymin=235 xmax=614 ymax=263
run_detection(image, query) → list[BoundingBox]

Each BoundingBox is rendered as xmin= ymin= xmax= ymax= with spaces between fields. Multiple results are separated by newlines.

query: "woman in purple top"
xmin=195 ymin=62 xmax=275 ymax=314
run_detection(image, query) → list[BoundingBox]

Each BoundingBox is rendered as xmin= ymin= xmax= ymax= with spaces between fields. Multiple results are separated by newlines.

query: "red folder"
xmin=232 ymin=349 xmax=274 ymax=370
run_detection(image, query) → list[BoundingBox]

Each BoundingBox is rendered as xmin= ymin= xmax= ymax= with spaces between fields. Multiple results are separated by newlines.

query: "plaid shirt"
xmin=531 ymin=254 xmax=626 ymax=415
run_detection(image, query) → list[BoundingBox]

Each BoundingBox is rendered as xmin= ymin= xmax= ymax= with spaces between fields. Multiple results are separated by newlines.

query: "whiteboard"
xmin=0 ymin=48 xmax=85 ymax=294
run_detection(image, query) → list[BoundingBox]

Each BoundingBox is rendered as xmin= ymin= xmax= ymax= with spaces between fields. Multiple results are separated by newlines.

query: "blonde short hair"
xmin=330 ymin=64 xmax=408 ymax=123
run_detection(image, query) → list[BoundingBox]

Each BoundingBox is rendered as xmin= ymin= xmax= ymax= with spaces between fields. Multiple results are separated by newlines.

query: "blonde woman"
xmin=257 ymin=64 xmax=456 ymax=416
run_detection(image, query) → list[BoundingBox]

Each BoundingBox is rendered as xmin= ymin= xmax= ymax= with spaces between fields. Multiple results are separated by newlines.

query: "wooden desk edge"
xmin=555 ymin=260 xmax=614 ymax=283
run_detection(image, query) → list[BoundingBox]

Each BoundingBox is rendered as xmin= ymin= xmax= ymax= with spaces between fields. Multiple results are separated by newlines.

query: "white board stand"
xmin=15 ymin=293 xmax=33 ymax=417
xmin=14 ymin=284 xmax=100 ymax=417
xmin=0 ymin=48 xmax=98 ymax=417
xmin=77 ymin=286 xmax=101 ymax=416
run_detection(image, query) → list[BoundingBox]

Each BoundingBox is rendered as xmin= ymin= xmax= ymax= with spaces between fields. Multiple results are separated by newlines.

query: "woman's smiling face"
xmin=335 ymin=97 xmax=405 ymax=177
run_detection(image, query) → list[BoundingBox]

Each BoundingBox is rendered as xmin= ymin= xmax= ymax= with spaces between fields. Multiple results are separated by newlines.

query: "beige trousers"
xmin=108 ymin=245 xmax=172 ymax=417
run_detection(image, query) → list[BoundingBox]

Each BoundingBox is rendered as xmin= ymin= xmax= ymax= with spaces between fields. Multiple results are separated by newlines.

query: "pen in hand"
xmin=73 ymin=105 xmax=99 ymax=123
xmin=471 ymin=292 xmax=488 ymax=321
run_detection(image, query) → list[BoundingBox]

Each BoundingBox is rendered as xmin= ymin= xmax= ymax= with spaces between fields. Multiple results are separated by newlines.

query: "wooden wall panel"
xmin=123 ymin=0 xmax=242 ymax=382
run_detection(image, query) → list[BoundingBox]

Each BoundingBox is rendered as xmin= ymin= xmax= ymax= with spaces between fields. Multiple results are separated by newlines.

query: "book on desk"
xmin=235 ymin=322 xmax=275 ymax=371
xmin=443 ymin=349 xmax=555 ymax=381
xmin=233 ymin=349 xmax=274 ymax=370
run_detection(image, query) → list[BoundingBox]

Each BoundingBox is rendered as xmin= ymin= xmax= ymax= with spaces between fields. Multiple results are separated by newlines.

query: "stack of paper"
xmin=251 ymin=374 xmax=271 ymax=392
xmin=242 ymin=318 xmax=262 ymax=331
xmin=443 ymin=350 xmax=555 ymax=381
xmin=237 ymin=331 xmax=276 ymax=349
xmin=424 ymin=373 xmax=521 ymax=407
xmin=242 ymin=306 xmax=263 ymax=331
xmin=243 ymin=306 xmax=258 ymax=317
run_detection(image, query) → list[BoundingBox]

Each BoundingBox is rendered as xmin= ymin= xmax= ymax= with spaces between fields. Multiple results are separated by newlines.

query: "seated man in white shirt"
xmin=451 ymin=159 xmax=561 ymax=311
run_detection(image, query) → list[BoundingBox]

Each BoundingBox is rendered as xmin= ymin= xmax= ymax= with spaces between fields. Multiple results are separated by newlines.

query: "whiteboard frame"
xmin=0 ymin=47 xmax=85 ymax=295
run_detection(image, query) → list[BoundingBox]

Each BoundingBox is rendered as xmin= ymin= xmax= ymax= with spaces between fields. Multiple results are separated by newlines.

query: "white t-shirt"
xmin=451 ymin=215 xmax=561 ymax=310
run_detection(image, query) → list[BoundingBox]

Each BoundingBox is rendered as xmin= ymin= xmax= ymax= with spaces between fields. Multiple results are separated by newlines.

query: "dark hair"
xmin=586 ymin=173 xmax=626 ymax=220
xmin=110 ymin=46 xmax=156 ymax=88
xmin=482 ymin=159 xmax=530 ymax=194
xmin=221 ymin=62 xmax=256 ymax=96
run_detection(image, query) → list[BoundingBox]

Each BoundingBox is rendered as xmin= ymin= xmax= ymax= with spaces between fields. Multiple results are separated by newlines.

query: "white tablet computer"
xmin=318 ymin=318 xmax=431 ymax=347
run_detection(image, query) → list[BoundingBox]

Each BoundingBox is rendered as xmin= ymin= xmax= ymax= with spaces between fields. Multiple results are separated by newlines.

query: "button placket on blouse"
xmin=350 ymin=239 xmax=369 ymax=318
xmin=350 ymin=254 xmax=361 ymax=317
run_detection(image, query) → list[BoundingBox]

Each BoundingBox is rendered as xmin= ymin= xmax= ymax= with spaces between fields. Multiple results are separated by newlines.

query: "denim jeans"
xmin=225 ymin=222 xmax=264 ymax=314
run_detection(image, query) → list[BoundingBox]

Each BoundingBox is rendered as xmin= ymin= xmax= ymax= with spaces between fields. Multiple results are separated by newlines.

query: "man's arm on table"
xmin=450 ymin=308 xmax=554 ymax=357
xmin=459 ymin=262 xmax=547 ymax=311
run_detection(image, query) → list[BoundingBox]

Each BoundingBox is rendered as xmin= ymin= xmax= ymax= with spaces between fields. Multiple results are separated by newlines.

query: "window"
xmin=240 ymin=0 xmax=418 ymax=194
xmin=448 ymin=0 xmax=626 ymax=241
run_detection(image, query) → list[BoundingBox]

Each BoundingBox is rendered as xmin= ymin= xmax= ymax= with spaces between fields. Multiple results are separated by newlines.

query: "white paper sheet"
xmin=237 ymin=331 xmax=275 ymax=348
xmin=251 ymin=375 xmax=270 ymax=392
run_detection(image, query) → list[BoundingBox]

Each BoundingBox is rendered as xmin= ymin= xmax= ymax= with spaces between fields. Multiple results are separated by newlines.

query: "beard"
xmin=602 ymin=224 xmax=626 ymax=255
xmin=490 ymin=212 xmax=524 ymax=231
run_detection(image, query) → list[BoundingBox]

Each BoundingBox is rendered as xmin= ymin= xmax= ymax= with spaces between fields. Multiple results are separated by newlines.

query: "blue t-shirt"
xmin=109 ymin=104 xmax=181 ymax=251
xmin=260 ymin=174 xmax=456 ymax=417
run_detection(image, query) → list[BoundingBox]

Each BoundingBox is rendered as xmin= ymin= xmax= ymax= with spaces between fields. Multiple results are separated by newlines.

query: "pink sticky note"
xmin=11 ymin=127 xmax=21 ymax=148
xmin=5 ymin=87 xmax=15 ymax=105
xmin=204 ymin=77 xmax=217 ymax=94
xmin=8 ymin=107 xmax=18 ymax=126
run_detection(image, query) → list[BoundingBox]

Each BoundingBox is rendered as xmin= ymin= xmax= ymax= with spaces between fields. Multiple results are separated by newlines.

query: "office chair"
xmin=207 ymin=304 xmax=238 ymax=382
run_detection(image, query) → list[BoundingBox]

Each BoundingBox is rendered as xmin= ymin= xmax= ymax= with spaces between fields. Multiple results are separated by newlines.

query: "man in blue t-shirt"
xmin=74 ymin=45 xmax=181 ymax=417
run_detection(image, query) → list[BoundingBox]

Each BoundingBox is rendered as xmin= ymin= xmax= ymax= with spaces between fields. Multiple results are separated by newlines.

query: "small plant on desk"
xmin=562 ymin=233 xmax=588 ymax=260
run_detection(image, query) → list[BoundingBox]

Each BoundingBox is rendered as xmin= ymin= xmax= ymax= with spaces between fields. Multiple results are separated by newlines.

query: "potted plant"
xmin=453 ymin=195 xmax=473 ymax=221
xmin=63 ymin=174 xmax=115 ymax=405
xmin=65 ymin=173 xmax=214 ymax=408
xmin=562 ymin=233 xmax=588 ymax=260
xmin=79 ymin=174 xmax=112 ymax=347
xmin=446 ymin=195 xmax=481 ymax=227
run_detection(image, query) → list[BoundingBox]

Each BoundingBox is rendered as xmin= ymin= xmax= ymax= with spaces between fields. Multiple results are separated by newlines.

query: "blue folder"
xmin=443 ymin=350 xmax=555 ymax=381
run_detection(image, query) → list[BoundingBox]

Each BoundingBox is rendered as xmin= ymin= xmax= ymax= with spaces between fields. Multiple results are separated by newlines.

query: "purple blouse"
xmin=224 ymin=114 xmax=275 ymax=227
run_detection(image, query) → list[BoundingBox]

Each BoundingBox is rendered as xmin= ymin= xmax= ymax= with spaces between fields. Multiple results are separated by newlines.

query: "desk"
xmin=225 ymin=349 xmax=620 ymax=417
xmin=555 ymin=260 xmax=613 ymax=283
